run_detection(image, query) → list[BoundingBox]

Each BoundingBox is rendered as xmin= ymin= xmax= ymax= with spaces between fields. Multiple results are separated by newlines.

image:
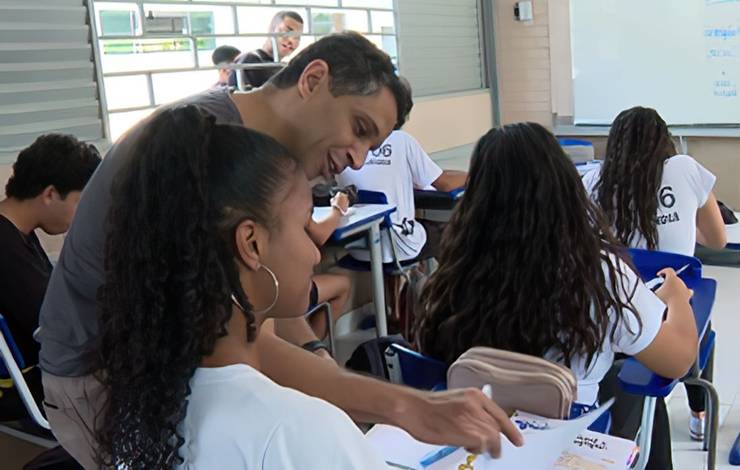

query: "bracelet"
xmin=331 ymin=202 xmax=349 ymax=216
xmin=302 ymin=340 xmax=330 ymax=355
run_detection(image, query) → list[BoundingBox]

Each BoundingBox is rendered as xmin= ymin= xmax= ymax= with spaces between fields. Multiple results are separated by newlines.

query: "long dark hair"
xmin=595 ymin=106 xmax=677 ymax=249
xmin=416 ymin=123 xmax=639 ymax=367
xmin=96 ymin=106 xmax=298 ymax=468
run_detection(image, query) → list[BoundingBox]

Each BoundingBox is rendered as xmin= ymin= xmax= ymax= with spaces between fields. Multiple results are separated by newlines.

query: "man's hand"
xmin=394 ymin=388 xmax=524 ymax=457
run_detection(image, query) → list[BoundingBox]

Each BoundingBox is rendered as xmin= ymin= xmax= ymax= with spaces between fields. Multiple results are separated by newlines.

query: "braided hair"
xmin=594 ymin=107 xmax=677 ymax=249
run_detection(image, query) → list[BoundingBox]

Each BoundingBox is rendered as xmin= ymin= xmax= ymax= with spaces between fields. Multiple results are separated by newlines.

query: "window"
xmin=91 ymin=0 xmax=397 ymax=140
xmin=396 ymin=0 xmax=486 ymax=97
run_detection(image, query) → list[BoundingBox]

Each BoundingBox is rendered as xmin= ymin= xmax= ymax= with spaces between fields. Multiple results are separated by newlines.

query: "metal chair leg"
xmin=684 ymin=376 xmax=719 ymax=470
xmin=634 ymin=396 xmax=657 ymax=470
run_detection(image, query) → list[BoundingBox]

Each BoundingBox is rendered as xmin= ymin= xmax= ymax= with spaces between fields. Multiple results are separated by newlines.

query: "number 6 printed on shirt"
xmin=659 ymin=186 xmax=676 ymax=208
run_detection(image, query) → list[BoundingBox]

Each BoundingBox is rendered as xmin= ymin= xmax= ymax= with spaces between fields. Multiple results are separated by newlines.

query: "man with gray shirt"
xmin=38 ymin=32 xmax=521 ymax=468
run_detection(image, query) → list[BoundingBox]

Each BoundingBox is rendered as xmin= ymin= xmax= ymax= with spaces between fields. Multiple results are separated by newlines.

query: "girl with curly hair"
xmin=416 ymin=122 xmax=697 ymax=414
xmin=96 ymin=105 xmax=387 ymax=469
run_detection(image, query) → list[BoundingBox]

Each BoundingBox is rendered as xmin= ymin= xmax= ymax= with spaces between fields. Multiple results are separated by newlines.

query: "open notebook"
xmin=367 ymin=399 xmax=636 ymax=470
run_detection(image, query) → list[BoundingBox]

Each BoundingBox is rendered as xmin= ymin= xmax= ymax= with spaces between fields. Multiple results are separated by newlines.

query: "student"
xmin=96 ymin=106 xmax=388 ymax=468
xmin=416 ymin=122 xmax=697 ymax=418
xmin=584 ymin=106 xmax=726 ymax=255
xmin=38 ymin=32 xmax=521 ymax=467
xmin=306 ymin=191 xmax=352 ymax=341
xmin=584 ymin=106 xmax=726 ymax=450
xmin=211 ymin=45 xmax=241 ymax=87
xmin=336 ymin=88 xmax=466 ymax=263
xmin=0 ymin=134 xmax=100 ymax=420
xmin=229 ymin=11 xmax=304 ymax=89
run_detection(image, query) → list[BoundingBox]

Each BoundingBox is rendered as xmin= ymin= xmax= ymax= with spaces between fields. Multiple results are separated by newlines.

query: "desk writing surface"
xmin=413 ymin=188 xmax=464 ymax=211
xmin=312 ymin=203 xmax=396 ymax=241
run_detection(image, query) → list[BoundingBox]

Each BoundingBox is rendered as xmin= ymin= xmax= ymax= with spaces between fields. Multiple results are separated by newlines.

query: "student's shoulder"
xmin=665 ymin=154 xmax=701 ymax=170
xmin=238 ymin=49 xmax=269 ymax=64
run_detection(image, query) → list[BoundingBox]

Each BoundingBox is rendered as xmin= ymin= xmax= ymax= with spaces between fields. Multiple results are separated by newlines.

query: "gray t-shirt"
xmin=38 ymin=88 xmax=243 ymax=376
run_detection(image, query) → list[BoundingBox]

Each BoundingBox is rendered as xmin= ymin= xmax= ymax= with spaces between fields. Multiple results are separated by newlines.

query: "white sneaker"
xmin=689 ymin=414 xmax=705 ymax=441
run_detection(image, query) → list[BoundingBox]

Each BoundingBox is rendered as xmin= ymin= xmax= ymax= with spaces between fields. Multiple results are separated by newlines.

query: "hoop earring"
xmin=230 ymin=265 xmax=279 ymax=315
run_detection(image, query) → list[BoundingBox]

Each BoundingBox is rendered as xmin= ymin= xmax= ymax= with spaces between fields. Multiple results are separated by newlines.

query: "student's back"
xmin=586 ymin=106 xmax=726 ymax=256
xmin=416 ymin=123 xmax=698 ymax=408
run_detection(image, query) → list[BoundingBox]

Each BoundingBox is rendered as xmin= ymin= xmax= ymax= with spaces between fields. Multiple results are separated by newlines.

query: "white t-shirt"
xmin=176 ymin=364 xmax=389 ymax=469
xmin=545 ymin=255 xmax=666 ymax=405
xmin=337 ymin=130 xmax=443 ymax=262
xmin=582 ymin=154 xmax=716 ymax=256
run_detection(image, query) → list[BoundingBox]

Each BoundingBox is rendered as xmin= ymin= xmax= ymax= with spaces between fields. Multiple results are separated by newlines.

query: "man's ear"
xmin=234 ymin=219 xmax=266 ymax=271
xmin=39 ymin=185 xmax=58 ymax=206
xmin=296 ymin=59 xmax=330 ymax=99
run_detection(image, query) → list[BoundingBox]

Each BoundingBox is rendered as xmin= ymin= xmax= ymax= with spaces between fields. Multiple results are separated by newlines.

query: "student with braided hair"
xmin=584 ymin=106 xmax=726 ymax=469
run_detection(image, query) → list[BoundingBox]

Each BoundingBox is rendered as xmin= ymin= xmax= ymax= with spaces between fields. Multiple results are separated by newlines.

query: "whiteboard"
xmin=571 ymin=0 xmax=740 ymax=126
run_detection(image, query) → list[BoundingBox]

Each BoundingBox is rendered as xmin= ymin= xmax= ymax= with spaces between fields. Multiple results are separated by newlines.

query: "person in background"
xmin=336 ymin=83 xmax=466 ymax=263
xmin=229 ymin=11 xmax=304 ymax=89
xmin=0 ymin=134 xmax=100 ymax=420
xmin=211 ymin=45 xmax=241 ymax=87
xmin=306 ymin=191 xmax=352 ymax=341
xmin=584 ymin=106 xmax=726 ymax=468
xmin=416 ymin=123 xmax=697 ymax=462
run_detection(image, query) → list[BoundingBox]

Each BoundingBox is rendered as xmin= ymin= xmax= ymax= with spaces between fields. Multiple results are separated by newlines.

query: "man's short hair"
xmin=5 ymin=134 xmax=102 ymax=200
xmin=211 ymin=45 xmax=241 ymax=66
xmin=269 ymin=10 xmax=304 ymax=32
xmin=269 ymin=31 xmax=412 ymax=129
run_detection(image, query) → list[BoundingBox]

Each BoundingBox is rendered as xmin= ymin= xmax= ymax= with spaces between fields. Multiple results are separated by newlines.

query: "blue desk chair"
xmin=628 ymin=248 xmax=702 ymax=280
xmin=337 ymin=191 xmax=426 ymax=334
xmin=0 ymin=314 xmax=52 ymax=437
xmin=337 ymin=189 xmax=420 ymax=272
xmin=619 ymin=250 xmax=718 ymax=470
xmin=731 ymin=432 xmax=740 ymax=465
xmin=384 ymin=343 xmax=447 ymax=391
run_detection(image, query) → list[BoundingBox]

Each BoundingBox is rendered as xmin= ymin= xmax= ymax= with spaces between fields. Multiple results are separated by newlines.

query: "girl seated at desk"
xmin=95 ymin=106 xmax=388 ymax=468
xmin=415 ymin=122 xmax=697 ymax=452
xmin=583 ymin=106 xmax=726 ymax=460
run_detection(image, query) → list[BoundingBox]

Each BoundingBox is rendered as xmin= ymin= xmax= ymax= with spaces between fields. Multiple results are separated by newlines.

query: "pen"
xmin=419 ymin=384 xmax=493 ymax=468
xmin=386 ymin=462 xmax=418 ymax=470
xmin=644 ymin=263 xmax=690 ymax=290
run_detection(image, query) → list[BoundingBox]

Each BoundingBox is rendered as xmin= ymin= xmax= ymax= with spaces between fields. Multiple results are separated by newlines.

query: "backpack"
xmin=345 ymin=334 xmax=411 ymax=380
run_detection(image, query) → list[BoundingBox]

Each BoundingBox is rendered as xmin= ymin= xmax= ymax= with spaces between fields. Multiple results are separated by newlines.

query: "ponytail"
xmin=97 ymin=105 xmax=296 ymax=468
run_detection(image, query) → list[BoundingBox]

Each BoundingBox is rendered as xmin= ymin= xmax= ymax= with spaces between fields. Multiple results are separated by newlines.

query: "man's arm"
xmin=256 ymin=326 xmax=523 ymax=456
xmin=430 ymin=170 xmax=467 ymax=193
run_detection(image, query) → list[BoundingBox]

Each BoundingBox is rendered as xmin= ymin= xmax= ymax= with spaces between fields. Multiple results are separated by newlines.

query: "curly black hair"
xmin=416 ymin=123 xmax=641 ymax=368
xmin=96 ymin=105 xmax=298 ymax=468
xmin=594 ymin=106 xmax=677 ymax=249
xmin=5 ymin=134 xmax=101 ymax=200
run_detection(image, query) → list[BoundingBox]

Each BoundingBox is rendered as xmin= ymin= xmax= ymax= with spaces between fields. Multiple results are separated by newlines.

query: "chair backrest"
xmin=357 ymin=189 xmax=388 ymax=205
xmin=0 ymin=314 xmax=49 ymax=429
xmin=0 ymin=314 xmax=26 ymax=376
xmin=384 ymin=343 xmax=447 ymax=391
xmin=627 ymin=247 xmax=702 ymax=281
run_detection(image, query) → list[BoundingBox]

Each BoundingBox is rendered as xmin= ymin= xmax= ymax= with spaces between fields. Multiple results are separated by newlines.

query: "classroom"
xmin=0 ymin=0 xmax=739 ymax=469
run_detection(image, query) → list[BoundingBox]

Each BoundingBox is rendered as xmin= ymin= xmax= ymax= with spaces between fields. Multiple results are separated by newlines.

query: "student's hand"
xmin=397 ymin=388 xmax=524 ymax=458
xmin=655 ymin=268 xmax=693 ymax=306
xmin=330 ymin=192 xmax=350 ymax=214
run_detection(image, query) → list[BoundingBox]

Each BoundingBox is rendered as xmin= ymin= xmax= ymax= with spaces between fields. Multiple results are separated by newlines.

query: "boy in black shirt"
xmin=229 ymin=11 xmax=304 ymax=89
xmin=0 ymin=134 xmax=100 ymax=420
